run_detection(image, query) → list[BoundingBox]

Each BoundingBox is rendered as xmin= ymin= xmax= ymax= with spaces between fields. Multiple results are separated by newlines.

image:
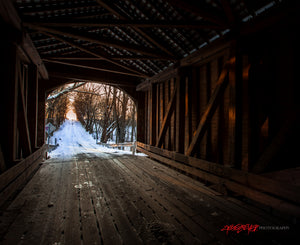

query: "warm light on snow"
xmin=48 ymin=120 xmax=146 ymax=159
xmin=66 ymin=109 xmax=77 ymax=121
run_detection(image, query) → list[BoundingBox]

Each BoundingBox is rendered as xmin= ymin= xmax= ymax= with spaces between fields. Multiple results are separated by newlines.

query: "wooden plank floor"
xmin=0 ymin=152 xmax=298 ymax=245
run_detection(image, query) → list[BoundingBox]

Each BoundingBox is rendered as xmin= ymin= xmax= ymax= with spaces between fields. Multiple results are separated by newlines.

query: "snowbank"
xmin=48 ymin=120 xmax=146 ymax=159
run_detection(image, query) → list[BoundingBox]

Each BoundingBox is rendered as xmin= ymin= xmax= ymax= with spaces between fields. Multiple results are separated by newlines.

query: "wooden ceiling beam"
xmin=20 ymin=3 xmax=101 ymax=15
xmin=36 ymin=30 xmax=149 ymax=78
xmin=27 ymin=20 xmax=224 ymax=30
xmin=43 ymin=55 xmax=171 ymax=61
xmin=43 ymin=59 xmax=147 ymax=78
xmin=24 ymin=23 xmax=174 ymax=60
xmin=46 ymin=64 xmax=139 ymax=89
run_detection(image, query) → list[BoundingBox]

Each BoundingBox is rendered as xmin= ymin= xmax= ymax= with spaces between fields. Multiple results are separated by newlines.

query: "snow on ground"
xmin=48 ymin=119 xmax=146 ymax=159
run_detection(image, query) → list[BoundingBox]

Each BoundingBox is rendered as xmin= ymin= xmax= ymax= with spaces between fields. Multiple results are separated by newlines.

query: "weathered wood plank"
xmin=62 ymin=160 xmax=82 ymax=245
xmin=78 ymin=159 xmax=103 ymax=245
xmin=83 ymin=159 xmax=123 ymax=244
xmin=89 ymin=158 xmax=143 ymax=243
xmin=2 ymin=151 xmax=298 ymax=244
xmin=111 ymin=157 xmax=204 ymax=244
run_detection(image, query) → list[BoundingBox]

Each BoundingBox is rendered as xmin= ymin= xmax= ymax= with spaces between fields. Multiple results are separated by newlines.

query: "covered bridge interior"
xmin=0 ymin=0 xmax=299 ymax=244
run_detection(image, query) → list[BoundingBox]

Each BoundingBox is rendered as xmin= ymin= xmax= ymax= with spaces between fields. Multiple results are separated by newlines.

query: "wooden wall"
xmin=0 ymin=40 xmax=46 ymax=171
xmin=136 ymin=17 xmax=300 ymax=215
xmin=137 ymin=14 xmax=299 ymax=175
xmin=0 ymin=10 xmax=47 ymax=205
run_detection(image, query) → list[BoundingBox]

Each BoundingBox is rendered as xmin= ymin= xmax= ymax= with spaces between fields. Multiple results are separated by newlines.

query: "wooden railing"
xmin=0 ymin=145 xmax=46 ymax=207
xmin=137 ymin=142 xmax=300 ymax=218
xmin=98 ymin=142 xmax=137 ymax=155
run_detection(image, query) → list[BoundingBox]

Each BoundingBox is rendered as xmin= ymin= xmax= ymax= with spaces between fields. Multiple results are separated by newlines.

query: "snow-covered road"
xmin=48 ymin=120 xmax=139 ymax=159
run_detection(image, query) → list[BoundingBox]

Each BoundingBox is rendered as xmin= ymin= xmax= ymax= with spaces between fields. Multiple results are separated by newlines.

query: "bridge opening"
xmin=45 ymin=82 xmax=138 ymax=157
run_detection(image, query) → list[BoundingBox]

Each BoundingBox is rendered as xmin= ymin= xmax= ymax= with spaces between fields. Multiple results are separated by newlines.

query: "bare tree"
xmin=46 ymin=86 xmax=69 ymax=128
xmin=72 ymin=83 xmax=136 ymax=144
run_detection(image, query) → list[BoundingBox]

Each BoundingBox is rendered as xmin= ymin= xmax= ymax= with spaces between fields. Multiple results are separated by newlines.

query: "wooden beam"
xmin=20 ymin=3 xmax=100 ymax=14
xmin=37 ymin=83 xmax=46 ymax=147
xmin=45 ymin=63 xmax=139 ymax=89
xmin=137 ymin=142 xmax=300 ymax=215
xmin=228 ymin=42 xmax=243 ymax=168
xmin=184 ymin=73 xmax=192 ymax=154
xmin=149 ymin=85 xmax=157 ymax=145
xmin=27 ymin=65 xmax=39 ymax=149
xmin=136 ymin=92 xmax=146 ymax=142
xmin=24 ymin=23 xmax=173 ymax=60
xmin=136 ymin=66 xmax=178 ymax=91
xmin=186 ymin=60 xmax=231 ymax=156
xmin=43 ymin=59 xmax=147 ymax=78
xmin=155 ymin=79 xmax=179 ymax=148
xmin=22 ymin=33 xmax=49 ymax=80
xmin=0 ymin=0 xmax=21 ymax=30
xmin=18 ymin=62 xmax=32 ymax=156
xmin=6 ymin=45 xmax=19 ymax=163
xmin=96 ymin=0 xmax=176 ymax=58
xmin=37 ymin=31 xmax=148 ymax=78
xmin=136 ymin=39 xmax=231 ymax=92
xmin=175 ymin=73 xmax=185 ymax=153
xmin=28 ymin=20 xmax=224 ymax=30
xmin=44 ymin=56 xmax=171 ymax=61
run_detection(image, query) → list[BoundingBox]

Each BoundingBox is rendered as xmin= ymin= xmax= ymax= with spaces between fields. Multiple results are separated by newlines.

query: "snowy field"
xmin=48 ymin=120 xmax=146 ymax=159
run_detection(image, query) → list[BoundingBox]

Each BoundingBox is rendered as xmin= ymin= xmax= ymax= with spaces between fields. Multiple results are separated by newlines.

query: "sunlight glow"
xmin=66 ymin=109 xmax=77 ymax=121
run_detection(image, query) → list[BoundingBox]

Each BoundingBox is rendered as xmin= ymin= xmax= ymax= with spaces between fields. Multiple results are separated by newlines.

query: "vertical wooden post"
xmin=169 ymin=79 xmax=175 ymax=151
xmin=191 ymin=68 xmax=199 ymax=144
xmin=145 ymin=92 xmax=148 ymax=144
xmin=37 ymin=81 xmax=46 ymax=147
xmin=136 ymin=91 xmax=146 ymax=143
xmin=176 ymin=70 xmax=185 ymax=153
xmin=27 ymin=64 xmax=38 ymax=150
xmin=159 ymin=83 xmax=164 ymax=148
xmin=165 ymin=80 xmax=170 ymax=150
xmin=217 ymin=57 xmax=224 ymax=164
xmin=146 ymin=90 xmax=150 ymax=144
xmin=149 ymin=84 xmax=156 ymax=146
xmin=228 ymin=40 xmax=243 ymax=168
xmin=206 ymin=63 xmax=212 ymax=159
xmin=241 ymin=58 xmax=251 ymax=171
xmin=199 ymin=65 xmax=208 ymax=158
xmin=156 ymin=84 xmax=160 ymax=143
xmin=210 ymin=60 xmax=219 ymax=162
xmin=5 ymin=44 xmax=19 ymax=164
xmin=184 ymin=69 xmax=192 ymax=155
